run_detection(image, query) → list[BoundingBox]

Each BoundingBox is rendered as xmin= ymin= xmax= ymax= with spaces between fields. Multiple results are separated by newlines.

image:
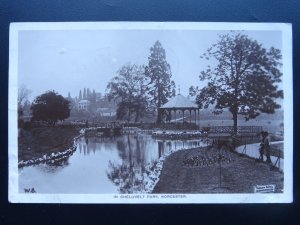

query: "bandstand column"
xmin=174 ymin=109 xmax=177 ymax=123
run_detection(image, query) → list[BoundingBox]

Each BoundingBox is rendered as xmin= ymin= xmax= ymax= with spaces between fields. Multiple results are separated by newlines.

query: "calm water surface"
xmin=236 ymin=141 xmax=284 ymax=170
xmin=19 ymin=134 xmax=206 ymax=193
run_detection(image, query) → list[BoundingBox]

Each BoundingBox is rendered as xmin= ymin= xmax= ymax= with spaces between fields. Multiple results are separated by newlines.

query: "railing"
xmin=138 ymin=122 xmax=199 ymax=130
xmin=204 ymin=126 xmax=262 ymax=135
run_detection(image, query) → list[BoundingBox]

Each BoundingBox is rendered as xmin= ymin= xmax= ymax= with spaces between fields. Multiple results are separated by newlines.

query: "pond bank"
xmin=153 ymin=147 xmax=283 ymax=193
xmin=18 ymin=126 xmax=80 ymax=162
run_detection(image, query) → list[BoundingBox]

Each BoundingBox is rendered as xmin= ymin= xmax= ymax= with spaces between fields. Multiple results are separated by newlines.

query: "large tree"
xmin=31 ymin=91 xmax=70 ymax=125
xmin=191 ymin=32 xmax=283 ymax=135
xmin=145 ymin=41 xmax=175 ymax=123
xmin=106 ymin=64 xmax=148 ymax=122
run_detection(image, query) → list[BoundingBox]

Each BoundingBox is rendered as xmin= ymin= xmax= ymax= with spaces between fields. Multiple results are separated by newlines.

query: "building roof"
xmin=160 ymin=94 xmax=198 ymax=109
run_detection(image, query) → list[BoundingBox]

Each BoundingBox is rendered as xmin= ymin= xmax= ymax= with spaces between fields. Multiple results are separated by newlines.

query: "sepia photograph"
xmin=8 ymin=22 xmax=293 ymax=203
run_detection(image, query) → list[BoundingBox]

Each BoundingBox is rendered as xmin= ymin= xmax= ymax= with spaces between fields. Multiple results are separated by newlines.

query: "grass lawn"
xmin=18 ymin=126 xmax=80 ymax=161
xmin=153 ymin=147 xmax=283 ymax=193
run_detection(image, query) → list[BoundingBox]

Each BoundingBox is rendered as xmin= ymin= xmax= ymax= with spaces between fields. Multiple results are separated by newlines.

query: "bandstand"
xmin=159 ymin=94 xmax=200 ymax=126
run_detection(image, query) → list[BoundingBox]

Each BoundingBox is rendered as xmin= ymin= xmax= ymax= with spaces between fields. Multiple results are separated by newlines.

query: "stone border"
xmin=143 ymin=145 xmax=207 ymax=193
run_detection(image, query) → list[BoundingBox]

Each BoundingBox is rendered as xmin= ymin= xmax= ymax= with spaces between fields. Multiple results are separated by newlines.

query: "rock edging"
xmin=143 ymin=145 xmax=207 ymax=193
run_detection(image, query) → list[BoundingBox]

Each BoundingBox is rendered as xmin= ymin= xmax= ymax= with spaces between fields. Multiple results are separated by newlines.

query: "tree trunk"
xmin=157 ymin=85 xmax=162 ymax=123
xmin=128 ymin=110 xmax=131 ymax=122
xmin=156 ymin=109 xmax=162 ymax=124
xmin=233 ymin=111 xmax=238 ymax=136
xmin=135 ymin=109 xmax=140 ymax=123
xmin=233 ymin=84 xmax=239 ymax=136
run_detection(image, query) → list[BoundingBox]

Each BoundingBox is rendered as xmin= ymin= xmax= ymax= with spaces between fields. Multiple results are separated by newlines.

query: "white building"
xmin=77 ymin=99 xmax=90 ymax=111
xmin=96 ymin=107 xmax=116 ymax=117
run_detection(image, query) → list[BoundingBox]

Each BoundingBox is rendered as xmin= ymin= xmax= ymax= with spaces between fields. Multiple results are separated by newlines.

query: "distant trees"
xmin=18 ymin=85 xmax=32 ymax=127
xmin=106 ymin=64 xmax=149 ymax=122
xmin=145 ymin=41 xmax=175 ymax=123
xmin=83 ymin=88 xmax=87 ymax=99
xmin=79 ymin=90 xmax=82 ymax=100
xmin=191 ymin=32 xmax=283 ymax=135
xmin=18 ymin=85 xmax=32 ymax=117
xmin=31 ymin=91 xmax=70 ymax=125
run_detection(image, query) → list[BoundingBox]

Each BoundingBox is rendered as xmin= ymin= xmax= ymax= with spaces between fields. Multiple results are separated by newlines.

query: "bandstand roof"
xmin=160 ymin=94 xmax=198 ymax=109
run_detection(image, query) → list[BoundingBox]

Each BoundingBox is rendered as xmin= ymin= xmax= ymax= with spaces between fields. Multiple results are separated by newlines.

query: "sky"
xmin=18 ymin=28 xmax=282 ymax=101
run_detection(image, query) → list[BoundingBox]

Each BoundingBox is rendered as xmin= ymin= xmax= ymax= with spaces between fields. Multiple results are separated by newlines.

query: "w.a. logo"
xmin=24 ymin=188 xmax=36 ymax=193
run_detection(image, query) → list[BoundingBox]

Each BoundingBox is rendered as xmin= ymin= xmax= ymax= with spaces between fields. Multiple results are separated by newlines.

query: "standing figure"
xmin=259 ymin=131 xmax=265 ymax=161
xmin=264 ymin=131 xmax=272 ymax=163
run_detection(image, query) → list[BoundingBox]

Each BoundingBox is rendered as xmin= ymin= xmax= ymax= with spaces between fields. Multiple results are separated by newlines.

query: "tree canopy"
xmin=106 ymin=64 xmax=149 ymax=122
xmin=145 ymin=41 xmax=175 ymax=123
xmin=191 ymin=32 xmax=283 ymax=135
xmin=31 ymin=91 xmax=70 ymax=125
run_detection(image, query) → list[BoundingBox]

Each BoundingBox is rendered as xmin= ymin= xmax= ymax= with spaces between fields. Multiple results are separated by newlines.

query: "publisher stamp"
xmin=254 ymin=185 xmax=276 ymax=193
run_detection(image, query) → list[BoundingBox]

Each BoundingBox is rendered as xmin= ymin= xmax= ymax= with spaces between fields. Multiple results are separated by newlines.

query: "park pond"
xmin=19 ymin=133 xmax=207 ymax=194
xmin=236 ymin=141 xmax=284 ymax=171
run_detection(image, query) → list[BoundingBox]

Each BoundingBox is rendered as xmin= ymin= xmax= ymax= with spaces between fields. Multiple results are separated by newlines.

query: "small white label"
xmin=254 ymin=185 xmax=275 ymax=193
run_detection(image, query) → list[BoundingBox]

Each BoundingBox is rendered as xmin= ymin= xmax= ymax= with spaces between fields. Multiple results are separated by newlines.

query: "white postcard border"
xmin=9 ymin=22 xmax=293 ymax=203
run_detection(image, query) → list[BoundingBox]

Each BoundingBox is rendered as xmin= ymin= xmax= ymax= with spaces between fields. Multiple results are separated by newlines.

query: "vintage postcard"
xmin=9 ymin=22 xmax=293 ymax=203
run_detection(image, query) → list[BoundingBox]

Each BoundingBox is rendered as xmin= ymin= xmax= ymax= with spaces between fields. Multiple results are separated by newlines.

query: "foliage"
xmin=18 ymin=85 xmax=32 ymax=116
xmin=106 ymin=135 xmax=147 ymax=193
xmin=18 ymin=85 xmax=32 ymax=127
xmin=145 ymin=41 xmax=175 ymax=123
xmin=31 ymin=91 xmax=70 ymax=125
xmin=191 ymin=32 xmax=283 ymax=135
xmin=106 ymin=64 xmax=149 ymax=122
xmin=107 ymin=161 xmax=145 ymax=194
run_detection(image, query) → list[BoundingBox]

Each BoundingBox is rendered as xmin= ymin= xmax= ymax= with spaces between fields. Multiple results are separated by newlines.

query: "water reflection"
xmin=37 ymin=158 xmax=71 ymax=173
xmin=107 ymin=135 xmax=148 ymax=193
xmin=104 ymin=134 xmax=207 ymax=193
xmin=77 ymin=136 xmax=119 ymax=155
xmin=19 ymin=134 xmax=206 ymax=193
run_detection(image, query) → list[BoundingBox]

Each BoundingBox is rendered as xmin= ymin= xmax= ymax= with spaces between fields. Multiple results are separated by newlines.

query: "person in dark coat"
xmin=264 ymin=131 xmax=272 ymax=163
xmin=259 ymin=131 xmax=265 ymax=161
